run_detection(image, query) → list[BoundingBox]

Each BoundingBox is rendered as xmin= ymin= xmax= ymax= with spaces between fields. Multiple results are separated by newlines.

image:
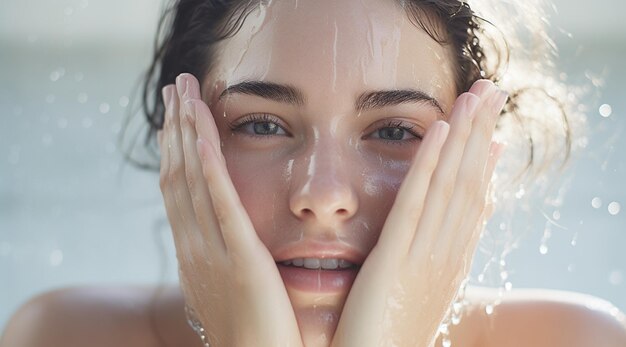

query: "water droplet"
xmin=82 ymin=118 xmax=93 ymax=128
xmin=451 ymin=315 xmax=461 ymax=325
xmin=505 ymin=282 xmax=513 ymax=291
xmin=77 ymin=92 xmax=88 ymax=103
xmin=571 ymin=232 xmax=578 ymax=246
xmin=485 ymin=304 xmax=494 ymax=315
xmin=608 ymin=202 xmax=621 ymax=215
xmin=552 ymin=210 xmax=561 ymax=220
xmin=42 ymin=134 xmax=53 ymax=146
xmin=608 ymin=270 xmax=623 ymax=286
xmin=49 ymin=68 xmax=64 ymax=82
xmin=99 ymin=103 xmax=110 ymax=114
xmin=50 ymin=249 xmax=63 ymax=266
xmin=57 ymin=117 xmax=68 ymax=129
xmin=438 ymin=323 xmax=449 ymax=334
xmin=539 ymin=244 xmax=548 ymax=255
xmin=500 ymin=271 xmax=509 ymax=281
xmin=118 ymin=96 xmax=129 ymax=108
xmin=599 ymin=104 xmax=612 ymax=118
xmin=477 ymin=273 xmax=485 ymax=283
xmin=514 ymin=185 xmax=525 ymax=199
xmin=442 ymin=338 xmax=452 ymax=347
xmin=591 ymin=197 xmax=602 ymax=209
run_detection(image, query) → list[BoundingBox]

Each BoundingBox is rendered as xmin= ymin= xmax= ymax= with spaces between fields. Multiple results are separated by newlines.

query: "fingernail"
xmin=176 ymin=74 xmax=188 ymax=99
xmin=162 ymin=85 xmax=173 ymax=106
xmin=465 ymin=93 xmax=481 ymax=119
xmin=436 ymin=121 xmax=450 ymax=146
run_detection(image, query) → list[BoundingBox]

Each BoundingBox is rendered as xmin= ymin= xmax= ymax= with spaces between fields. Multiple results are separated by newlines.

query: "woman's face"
xmin=202 ymin=0 xmax=457 ymax=342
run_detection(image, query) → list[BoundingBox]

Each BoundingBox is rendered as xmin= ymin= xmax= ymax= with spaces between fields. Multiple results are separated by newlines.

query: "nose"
xmin=288 ymin=145 xmax=359 ymax=226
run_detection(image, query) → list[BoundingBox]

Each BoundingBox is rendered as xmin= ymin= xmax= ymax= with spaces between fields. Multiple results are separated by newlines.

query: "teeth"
xmin=281 ymin=258 xmax=356 ymax=270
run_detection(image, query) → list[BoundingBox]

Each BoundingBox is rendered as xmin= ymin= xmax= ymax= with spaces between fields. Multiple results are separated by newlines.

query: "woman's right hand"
xmin=158 ymin=73 xmax=304 ymax=347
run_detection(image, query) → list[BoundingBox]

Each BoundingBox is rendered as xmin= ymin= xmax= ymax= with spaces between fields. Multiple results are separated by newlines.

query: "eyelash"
xmin=228 ymin=114 xmax=424 ymax=146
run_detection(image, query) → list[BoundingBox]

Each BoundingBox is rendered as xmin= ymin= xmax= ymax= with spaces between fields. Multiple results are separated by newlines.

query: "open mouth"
xmin=278 ymin=258 xmax=360 ymax=271
xmin=276 ymin=258 xmax=361 ymax=293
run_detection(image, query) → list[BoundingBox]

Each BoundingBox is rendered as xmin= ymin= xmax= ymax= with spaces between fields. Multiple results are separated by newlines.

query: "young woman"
xmin=2 ymin=0 xmax=625 ymax=346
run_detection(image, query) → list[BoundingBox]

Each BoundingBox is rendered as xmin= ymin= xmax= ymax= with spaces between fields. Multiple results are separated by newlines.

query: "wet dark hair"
xmin=125 ymin=0 xmax=581 ymax=185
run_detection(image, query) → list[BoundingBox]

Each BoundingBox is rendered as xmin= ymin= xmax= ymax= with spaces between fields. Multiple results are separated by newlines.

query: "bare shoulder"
xmin=463 ymin=286 xmax=626 ymax=347
xmin=0 ymin=285 xmax=201 ymax=347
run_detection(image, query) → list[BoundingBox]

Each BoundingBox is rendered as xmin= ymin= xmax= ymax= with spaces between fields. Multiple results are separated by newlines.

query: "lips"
xmin=273 ymin=240 xmax=366 ymax=293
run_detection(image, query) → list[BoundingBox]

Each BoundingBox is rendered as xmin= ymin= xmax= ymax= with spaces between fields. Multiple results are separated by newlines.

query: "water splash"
xmin=607 ymin=201 xmax=621 ymax=215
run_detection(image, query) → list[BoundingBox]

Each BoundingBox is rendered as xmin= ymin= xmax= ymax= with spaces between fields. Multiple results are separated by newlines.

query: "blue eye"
xmin=229 ymin=114 xmax=288 ymax=137
xmin=370 ymin=120 xmax=423 ymax=145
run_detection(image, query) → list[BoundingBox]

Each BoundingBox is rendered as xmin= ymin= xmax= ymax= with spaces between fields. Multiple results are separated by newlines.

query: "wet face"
xmin=202 ymin=0 xmax=457 ymax=343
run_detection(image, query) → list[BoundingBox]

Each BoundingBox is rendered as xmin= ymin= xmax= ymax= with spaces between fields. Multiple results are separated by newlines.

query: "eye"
xmin=229 ymin=113 xmax=289 ymax=137
xmin=369 ymin=120 xmax=423 ymax=145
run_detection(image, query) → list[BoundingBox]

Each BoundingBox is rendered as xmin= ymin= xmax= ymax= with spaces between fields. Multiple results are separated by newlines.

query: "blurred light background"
xmin=1 ymin=0 xmax=625 ymax=331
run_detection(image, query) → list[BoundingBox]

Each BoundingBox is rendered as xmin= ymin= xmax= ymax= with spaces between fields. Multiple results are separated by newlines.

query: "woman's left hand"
xmin=331 ymin=80 xmax=507 ymax=347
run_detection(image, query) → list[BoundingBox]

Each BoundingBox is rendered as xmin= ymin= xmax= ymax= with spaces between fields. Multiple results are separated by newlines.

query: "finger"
xmin=163 ymin=83 xmax=203 ymax=237
xmin=196 ymin=136 xmax=263 ymax=258
xmin=178 ymin=89 xmax=227 ymax=253
xmin=408 ymin=90 xmax=486 ymax=256
xmin=450 ymin=141 xmax=504 ymax=261
xmin=377 ymin=120 xmax=449 ymax=255
xmin=159 ymin=85 xmax=192 ymax=251
xmin=435 ymin=90 xmax=507 ymax=253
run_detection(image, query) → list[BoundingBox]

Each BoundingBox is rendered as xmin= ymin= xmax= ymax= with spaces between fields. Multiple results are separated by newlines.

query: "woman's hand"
xmin=158 ymin=73 xmax=303 ymax=347
xmin=331 ymin=80 xmax=508 ymax=347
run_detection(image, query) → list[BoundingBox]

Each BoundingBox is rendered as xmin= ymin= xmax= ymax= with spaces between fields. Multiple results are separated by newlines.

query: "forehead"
xmin=209 ymin=0 xmax=456 ymax=111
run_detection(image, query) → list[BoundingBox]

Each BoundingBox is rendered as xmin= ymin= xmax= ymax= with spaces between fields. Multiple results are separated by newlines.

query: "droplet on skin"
xmin=608 ymin=202 xmax=621 ymax=215
xmin=504 ymin=282 xmax=513 ymax=291
xmin=591 ymin=197 xmax=602 ymax=209
xmin=599 ymin=104 xmax=612 ymax=118
xmin=485 ymin=304 xmax=494 ymax=315
xmin=539 ymin=244 xmax=548 ymax=255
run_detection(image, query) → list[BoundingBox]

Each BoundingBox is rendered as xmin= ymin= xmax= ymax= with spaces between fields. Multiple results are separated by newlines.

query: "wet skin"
xmin=158 ymin=0 xmax=507 ymax=346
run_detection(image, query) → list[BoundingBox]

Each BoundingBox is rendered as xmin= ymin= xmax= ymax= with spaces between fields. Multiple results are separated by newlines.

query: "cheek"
xmin=223 ymin=148 xmax=289 ymax=244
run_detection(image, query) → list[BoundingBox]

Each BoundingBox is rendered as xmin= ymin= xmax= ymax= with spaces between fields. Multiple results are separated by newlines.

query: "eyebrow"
xmin=219 ymin=81 xmax=305 ymax=106
xmin=218 ymin=80 xmax=444 ymax=115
